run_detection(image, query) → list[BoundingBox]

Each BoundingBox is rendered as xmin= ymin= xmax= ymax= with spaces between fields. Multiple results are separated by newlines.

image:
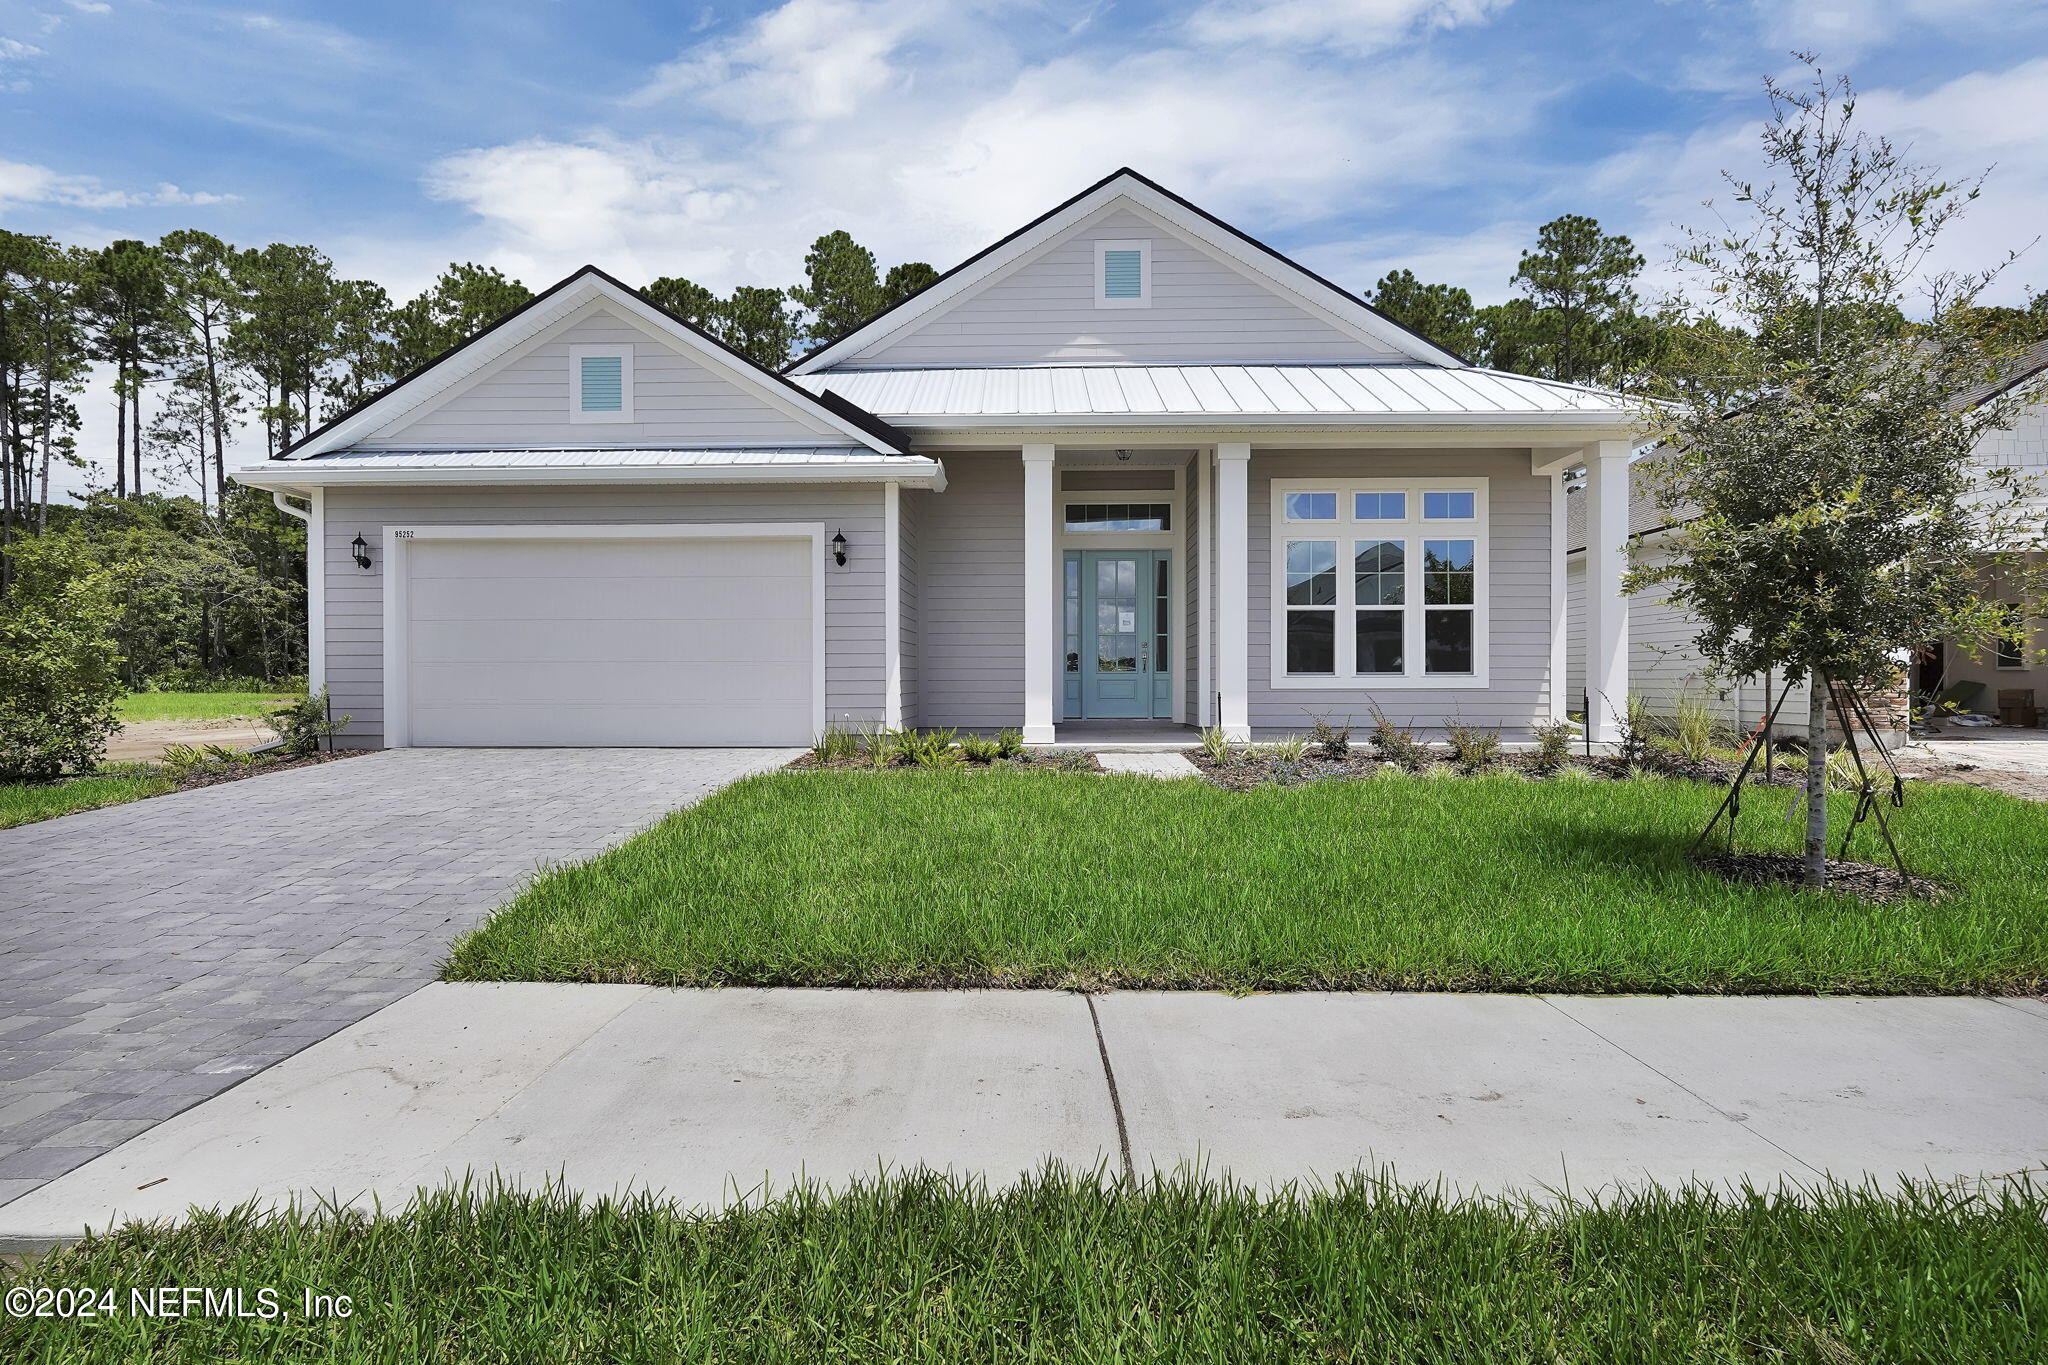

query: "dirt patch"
xmin=106 ymin=718 xmax=274 ymax=764
xmin=1695 ymin=851 xmax=1948 ymax=904
xmin=1892 ymin=751 xmax=2048 ymax=804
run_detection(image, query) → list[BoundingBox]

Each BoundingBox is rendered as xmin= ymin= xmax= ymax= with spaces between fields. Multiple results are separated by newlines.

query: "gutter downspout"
xmin=271 ymin=489 xmax=325 ymax=694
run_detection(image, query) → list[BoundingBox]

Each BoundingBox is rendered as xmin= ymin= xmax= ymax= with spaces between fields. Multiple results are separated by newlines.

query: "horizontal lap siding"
xmin=850 ymin=207 xmax=1397 ymax=369
xmin=1249 ymin=450 xmax=1553 ymax=738
xmin=917 ymin=454 xmax=1024 ymax=731
xmin=322 ymin=485 xmax=885 ymax=748
xmin=372 ymin=304 xmax=834 ymax=448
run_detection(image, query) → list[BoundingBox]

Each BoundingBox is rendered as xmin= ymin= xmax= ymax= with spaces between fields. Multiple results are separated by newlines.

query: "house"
xmin=1562 ymin=339 xmax=2048 ymax=740
xmin=234 ymin=169 xmax=1647 ymax=749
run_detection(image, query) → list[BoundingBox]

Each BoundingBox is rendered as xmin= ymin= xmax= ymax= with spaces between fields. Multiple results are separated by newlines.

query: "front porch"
xmin=1044 ymin=720 xmax=1200 ymax=751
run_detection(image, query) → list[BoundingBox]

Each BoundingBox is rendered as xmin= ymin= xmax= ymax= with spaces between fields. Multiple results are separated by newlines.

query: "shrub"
xmin=1670 ymin=689 xmax=1721 ymax=762
xmin=1365 ymin=706 xmax=1428 ymax=771
xmin=0 ymin=544 xmax=125 ymax=781
xmin=995 ymin=728 xmax=1026 ymax=759
xmin=268 ymin=688 xmax=349 ymax=757
xmin=903 ymin=728 xmax=962 ymax=767
xmin=1199 ymin=727 xmax=1234 ymax=764
xmin=1263 ymin=734 xmax=1308 ymax=762
xmin=160 ymin=741 xmax=257 ymax=779
xmin=1446 ymin=722 xmax=1501 ymax=773
xmin=958 ymin=735 xmax=1002 ymax=763
xmin=1531 ymin=721 xmax=1577 ymax=773
xmin=1308 ymin=714 xmax=1351 ymax=760
xmin=812 ymin=727 xmax=860 ymax=763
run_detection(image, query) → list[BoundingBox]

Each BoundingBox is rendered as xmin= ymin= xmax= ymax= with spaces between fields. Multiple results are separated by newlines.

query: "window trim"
xmin=1269 ymin=477 xmax=1490 ymax=690
xmin=569 ymin=345 xmax=635 ymax=423
xmin=1094 ymin=239 xmax=1152 ymax=309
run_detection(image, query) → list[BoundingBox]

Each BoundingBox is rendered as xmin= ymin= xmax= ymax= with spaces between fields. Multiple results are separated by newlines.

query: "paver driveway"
xmin=0 ymin=748 xmax=793 ymax=1205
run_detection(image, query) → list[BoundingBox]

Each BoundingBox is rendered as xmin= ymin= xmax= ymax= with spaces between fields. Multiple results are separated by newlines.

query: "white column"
xmin=1021 ymin=444 xmax=1057 ymax=743
xmin=883 ymin=481 xmax=902 ymax=730
xmin=1584 ymin=440 xmax=1631 ymax=745
xmin=1215 ymin=441 xmax=1251 ymax=741
xmin=1197 ymin=449 xmax=1214 ymax=728
xmin=1549 ymin=469 xmax=1569 ymax=723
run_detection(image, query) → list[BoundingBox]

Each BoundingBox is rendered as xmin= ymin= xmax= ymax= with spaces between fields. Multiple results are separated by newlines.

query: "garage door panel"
xmin=413 ymin=618 xmax=810 ymax=667
xmin=411 ymin=701 xmax=809 ymax=747
xmin=403 ymin=533 xmax=815 ymax=747
xmin=409 ymin=574 xmax=809 ymax=624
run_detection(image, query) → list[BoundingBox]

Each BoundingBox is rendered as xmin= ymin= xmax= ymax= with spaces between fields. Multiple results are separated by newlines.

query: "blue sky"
xmin=4 ymin=0 xmax=2046 ymax=310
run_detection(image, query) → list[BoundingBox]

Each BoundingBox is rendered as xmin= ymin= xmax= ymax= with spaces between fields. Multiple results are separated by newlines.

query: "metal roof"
xmin=794 ymin=365 xmax=1634 ymax=423
xmin=232 ymin=446 xmax=945 ymax=489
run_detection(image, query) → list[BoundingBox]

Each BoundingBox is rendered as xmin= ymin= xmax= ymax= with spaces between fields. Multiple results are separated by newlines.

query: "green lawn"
xmin=445 ymin=769 xmax=2048 ymax=994
xmin=116 ymin=690 xmax=297 ymax=723
xmin=6 ymin=1169 xmax=2043 ymax=1362
xmin=0 ymin=771 xmax=178 ymax=830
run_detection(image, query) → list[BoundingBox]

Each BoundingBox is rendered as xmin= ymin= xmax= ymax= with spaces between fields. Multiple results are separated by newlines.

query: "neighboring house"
xmin=1563 ymin=339 xmax=2048 ymax=738
xmin=235 ymin=169 xmax=1646 ymax=749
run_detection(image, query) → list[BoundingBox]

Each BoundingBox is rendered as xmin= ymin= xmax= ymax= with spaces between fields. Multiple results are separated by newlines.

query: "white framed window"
xmin=569 ymin=345 xmax=634 ymax=423
xmin=1095 ymin=239 xmax=1151 ymax=309
xmin=1271 ymin=477 xmax=1489 ymax=689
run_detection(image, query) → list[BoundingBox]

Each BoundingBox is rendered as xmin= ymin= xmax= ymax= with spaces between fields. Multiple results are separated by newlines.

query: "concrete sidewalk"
xmin=2 ymin=986 xmax=2045 ymax=1247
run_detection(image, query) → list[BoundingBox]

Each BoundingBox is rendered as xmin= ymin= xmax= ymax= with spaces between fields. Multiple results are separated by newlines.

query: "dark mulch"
xmin=1185 ymin=747 xmax=1765 ymax=790
xmin=788 ymin=752 xmax=1102 ymax=774
xmin=163 ymin=747 xmax=368 ymax=791
xmin=1695 ymin=851 xmax=1948 ymax=903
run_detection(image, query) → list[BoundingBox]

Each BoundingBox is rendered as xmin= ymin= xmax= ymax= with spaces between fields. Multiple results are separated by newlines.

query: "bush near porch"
xmin=444 ymin=769 xmax=2048 ymax=995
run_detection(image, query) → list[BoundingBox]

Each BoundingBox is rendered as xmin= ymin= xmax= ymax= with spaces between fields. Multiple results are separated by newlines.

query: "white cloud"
xmin=66 ymin=0 xmax=114 ymax=12
xmin=1186 ymin=0 xmax=1509 ymax=54
xmin=421 ymin=0 xmax=1523 ymax=291
xmin=0 ymin=158 xmax=235 ymax=211
xmin=1750 ymin=0 xmax=2040 ymax=60
xmin=0 ymin=36 xmax=46 ymax=59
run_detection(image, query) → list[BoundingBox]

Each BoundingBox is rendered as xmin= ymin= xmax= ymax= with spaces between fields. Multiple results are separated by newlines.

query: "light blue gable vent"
xmin=1102 ymin=249 xmax=1143 ymax=298
xmin=579 ymin=355 xmax=624 ymax=412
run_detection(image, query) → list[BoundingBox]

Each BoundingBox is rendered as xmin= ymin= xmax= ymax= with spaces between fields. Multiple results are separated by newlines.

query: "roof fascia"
xmin=234 ymin=457 xmax=946 ymax=491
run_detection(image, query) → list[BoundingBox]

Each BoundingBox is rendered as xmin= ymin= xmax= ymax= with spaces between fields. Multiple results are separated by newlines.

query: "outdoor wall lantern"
xmin=831 ymin=531 xmax=848 ymax=567
xmin=351 ymin=534 xmax=372 ymax=570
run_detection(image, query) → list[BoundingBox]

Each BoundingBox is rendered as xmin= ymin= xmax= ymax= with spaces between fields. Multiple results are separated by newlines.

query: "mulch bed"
xmin=1184 ymin=748 xmax=1758 ymax=790
xmin=164 ymin=748 xmax=368 ymax=791
xmin=787 ymin=752 xmax=1102 ymax=774
xmin=1694 ymin=851 xmax=1948 ymax=903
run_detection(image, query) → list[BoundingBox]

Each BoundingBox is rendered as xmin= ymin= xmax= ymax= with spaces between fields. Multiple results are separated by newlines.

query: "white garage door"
xmin=400 ymin=532 xmax=816 ymax=746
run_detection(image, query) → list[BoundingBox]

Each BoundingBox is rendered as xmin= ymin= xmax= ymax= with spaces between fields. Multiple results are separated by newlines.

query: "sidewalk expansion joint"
xmin=1084 ymin=995 xmax=1135 ymax=1185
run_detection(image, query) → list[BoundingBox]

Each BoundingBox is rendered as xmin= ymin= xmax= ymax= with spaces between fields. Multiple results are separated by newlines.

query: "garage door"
xmin=401 ymin=533 xmax=815 ymax=746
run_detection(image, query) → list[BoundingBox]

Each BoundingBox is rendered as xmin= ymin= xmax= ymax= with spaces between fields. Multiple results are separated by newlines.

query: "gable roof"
xmin=786 ymin=168 xmax=1468 ymax=375
xmin=278 ymin=265 xmax=911 ymax=461
xmin=1948 ymin=337 xmax=2048 ymax=411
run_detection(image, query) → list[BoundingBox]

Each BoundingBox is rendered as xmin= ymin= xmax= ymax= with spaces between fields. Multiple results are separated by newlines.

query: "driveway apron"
xmin=0 ymin=747 xmax=792 ymax=1205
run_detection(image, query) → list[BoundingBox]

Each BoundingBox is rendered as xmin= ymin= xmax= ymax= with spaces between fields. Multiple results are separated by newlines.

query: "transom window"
xmin=1064 ymin=502 xmax=1172 ymax=532
xmin=569 ymin=346 xmax=634 ymax=422
xmin=1274 ymin=479 xmax=1488 ymax=686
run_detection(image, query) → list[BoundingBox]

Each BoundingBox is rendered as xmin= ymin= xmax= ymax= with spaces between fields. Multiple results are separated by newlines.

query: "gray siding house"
xmin=236 ymin=169 xmax=1646 ymax=748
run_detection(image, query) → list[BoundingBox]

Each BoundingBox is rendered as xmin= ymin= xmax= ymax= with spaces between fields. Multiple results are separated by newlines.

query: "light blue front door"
xmin=1068 ymin=550 xmax=1171 ymax=719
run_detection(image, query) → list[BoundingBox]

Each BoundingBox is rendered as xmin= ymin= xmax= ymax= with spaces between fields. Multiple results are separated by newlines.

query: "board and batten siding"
xmin=321 ymin=484 xmax=886 ymax=748
xmin=367 ymin=301 xmax=840 ymax=449
xmin=1248 ymin=450 xmax=1555 ymax=738
xmin=846 ymin=206 xmax=1400 ymax=369
xmin=915 ymin=453 xmax=1024 ymax=731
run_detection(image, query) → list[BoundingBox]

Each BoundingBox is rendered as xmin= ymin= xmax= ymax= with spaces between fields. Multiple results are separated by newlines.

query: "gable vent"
xmin=1102 ymin=250 xmax=1143 ymax=298
xmin=579 ymin=355 xmax=624 ymax=411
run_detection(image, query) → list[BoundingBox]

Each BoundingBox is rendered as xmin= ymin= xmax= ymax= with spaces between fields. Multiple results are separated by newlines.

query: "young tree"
xmin=1369 ymin=268 xmax=1482 ymax=358
xmin=384 ymin=263 xmax=530 ymax=378
xmin=642 ymin=275 xmax=721 ymax=329
xmin=1510 ymin=215 xmax=1647 ymax=384
xmin=1632 ymin=60 xmax=2047 ymax=885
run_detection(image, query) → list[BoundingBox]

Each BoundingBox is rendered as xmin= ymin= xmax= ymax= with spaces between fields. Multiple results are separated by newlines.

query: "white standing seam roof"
xmin=793 ymin=366 xmax=1633 ymax=422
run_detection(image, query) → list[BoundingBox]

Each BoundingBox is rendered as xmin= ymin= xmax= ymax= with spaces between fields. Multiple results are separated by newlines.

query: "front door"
xmin=1069 ymin=550 xmax=1171 ymax=719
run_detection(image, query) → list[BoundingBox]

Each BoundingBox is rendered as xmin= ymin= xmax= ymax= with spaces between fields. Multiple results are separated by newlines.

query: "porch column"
xmin=1549 ymin=469 xmax=1569 ymax=723
xmin=1215 ymin=441 xmax=1251 ymax=741
xmin=1584 ymin=439 xmax=1631 ymax=745
xmin=1021 ymin=443 xmax=1057 ymax=743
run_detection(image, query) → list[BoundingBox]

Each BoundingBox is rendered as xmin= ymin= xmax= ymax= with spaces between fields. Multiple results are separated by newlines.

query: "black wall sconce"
xmin=351 ymin=534 xmax=372 ymax=570
xmin=831 ymin=530 xmax=847 ymax=567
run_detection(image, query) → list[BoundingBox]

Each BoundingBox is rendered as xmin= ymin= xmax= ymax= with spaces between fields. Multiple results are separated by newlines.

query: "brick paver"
xmin=0 ymin=748 xmax=792 ymax=1205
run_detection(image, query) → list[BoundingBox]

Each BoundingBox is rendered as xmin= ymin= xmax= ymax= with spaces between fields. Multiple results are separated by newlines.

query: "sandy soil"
xmin=106 ymin=717 xmax=275 ymax=764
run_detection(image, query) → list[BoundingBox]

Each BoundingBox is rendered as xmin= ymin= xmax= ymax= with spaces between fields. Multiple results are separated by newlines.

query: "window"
xmin=1095 ymin=239 xmax=1151 ymax=308
xmin=1423 ymin=490 xmax=1475 ymax=520
xmin=1274 ymin=480 xmax=1487 ymax=687
xmin=1997 ymin=604 xmax=2027 ymax=669
xmin=1064 ymin=502 xmax=1172 ymax=532
xmin=570 ymin=346 xmax=634 ymax=422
